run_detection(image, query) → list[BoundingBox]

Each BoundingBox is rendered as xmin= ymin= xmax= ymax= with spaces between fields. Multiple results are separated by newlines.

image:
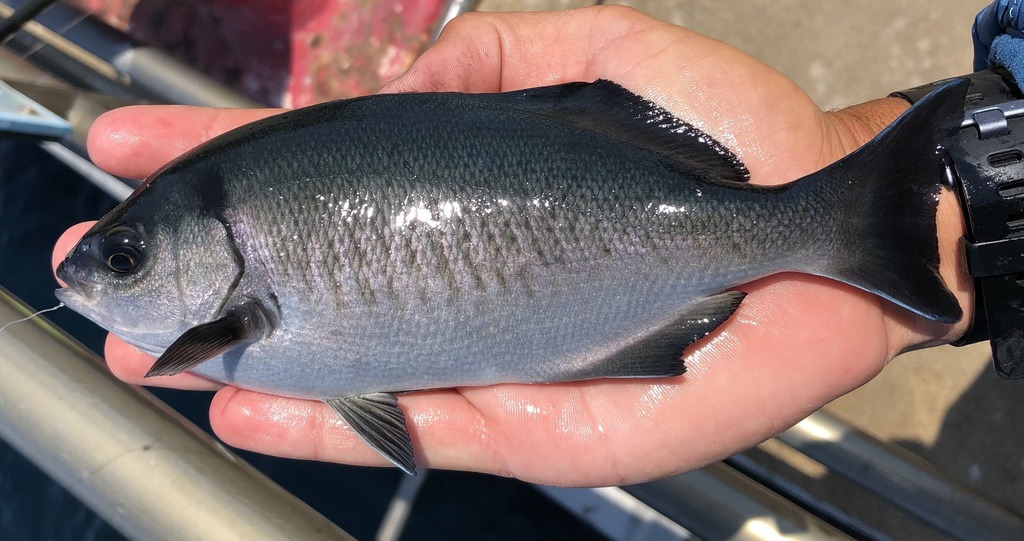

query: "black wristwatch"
xmin=892 ymin=69 xmax=1024 ymax=379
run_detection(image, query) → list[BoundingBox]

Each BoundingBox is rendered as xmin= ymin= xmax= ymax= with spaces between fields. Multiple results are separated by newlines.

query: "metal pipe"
xmin=0 ymin=0 xmax=57 ymax=44
xmin=4 ymin=76 xmax=141 ymax=150
xmin=621 ymin=462 xmax=855 ymax=541
xmin=0 ymin=48 xmax=138 ymax=197
xmin=431 ymin=0 xmax=479 ymax=43
xmin=537 ymin=485 xmax=695 ymax=541
xmin=723 ymin=453 xmax=890 ymax=541
xmin=0 ymin=288 xmax=354 ymax=541
xmin=38 ymin=140 xmax=133 ymax=200
xmin=0 ymin=1 xmax=133 ymax=98
xmin=109 ymin=46 xmax=258 ymax=107
xmin=777 ymin=409 xmax=1024 ymax=541
xmin=376 ymin=469 xmax=429 ymax=541
xmin=1 ymin=0 xmax=257 ymax=107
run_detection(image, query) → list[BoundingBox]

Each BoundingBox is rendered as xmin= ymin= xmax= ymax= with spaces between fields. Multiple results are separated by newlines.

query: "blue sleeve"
xmin=974 ymin=1 xmax=1024 ymax=71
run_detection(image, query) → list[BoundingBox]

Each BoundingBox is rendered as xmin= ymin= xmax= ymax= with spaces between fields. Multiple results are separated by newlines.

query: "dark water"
xmin=0 ymin=137 xmax=605 ymax=540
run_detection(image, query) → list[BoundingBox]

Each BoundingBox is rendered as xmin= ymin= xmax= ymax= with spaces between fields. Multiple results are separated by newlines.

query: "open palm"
xmin=53 ymin=6 xmax=971 ymax=485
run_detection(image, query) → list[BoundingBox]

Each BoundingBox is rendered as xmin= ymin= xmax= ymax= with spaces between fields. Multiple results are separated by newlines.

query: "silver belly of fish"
xmin=189 ymin=260 xmax=747 ymax=398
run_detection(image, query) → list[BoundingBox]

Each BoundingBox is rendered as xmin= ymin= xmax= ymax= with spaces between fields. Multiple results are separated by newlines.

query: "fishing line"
xmin=0 ymin=302 xmax=63 ymax=334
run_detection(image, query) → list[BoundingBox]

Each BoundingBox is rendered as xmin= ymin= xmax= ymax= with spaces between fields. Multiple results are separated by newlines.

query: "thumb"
xmin=379 ymin=6 xmax=660 ymax=94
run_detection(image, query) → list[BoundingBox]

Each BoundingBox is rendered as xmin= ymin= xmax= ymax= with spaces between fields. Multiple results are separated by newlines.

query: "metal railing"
xmin=0 ymin=0 xmax=257 ymax=107
xmin=0 ymin=288 xmax=355 ymax=541
xmin=777 ymin=409 xmax=1024 ymax=540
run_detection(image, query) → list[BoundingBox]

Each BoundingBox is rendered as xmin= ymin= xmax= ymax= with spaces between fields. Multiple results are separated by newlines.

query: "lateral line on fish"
xmin=0 ymin=302 xmax=64 ymax=334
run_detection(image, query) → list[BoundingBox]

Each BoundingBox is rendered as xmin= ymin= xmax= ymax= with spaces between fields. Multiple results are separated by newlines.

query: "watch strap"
xmin=893 ymin=69 xmax=1024 ymax=379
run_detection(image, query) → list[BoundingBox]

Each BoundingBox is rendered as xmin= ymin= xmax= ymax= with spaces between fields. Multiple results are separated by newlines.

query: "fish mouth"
xmin=53 ymin=287 xmax=171 ymax=355
xmin=55 ymin=259 xmax=99 ymax=299
xmin=53 ymin=287 xmax=76 ymax=304
xmin=54 ymin=287 xmax=109 ymax=332
xmin=54 ymin=287 xmax=90 ymax=318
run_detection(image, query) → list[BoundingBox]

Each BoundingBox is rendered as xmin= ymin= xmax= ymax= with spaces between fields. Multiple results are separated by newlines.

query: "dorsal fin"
xmin=505 ymin=80 xmax=750 ymax=182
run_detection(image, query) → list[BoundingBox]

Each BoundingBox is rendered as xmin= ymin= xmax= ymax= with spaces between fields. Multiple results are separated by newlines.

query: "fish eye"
xmin=100 ymin=226 xmax=145 ymax=274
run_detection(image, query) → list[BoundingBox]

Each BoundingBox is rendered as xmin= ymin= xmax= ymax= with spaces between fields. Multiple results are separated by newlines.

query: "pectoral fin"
xmin=326 ymin=393 xmax=416 ymax=475
xmin=565 ymin=290 xmax=746 ymax=381
xmin=145 ymin=301 xmax=270 ymax=378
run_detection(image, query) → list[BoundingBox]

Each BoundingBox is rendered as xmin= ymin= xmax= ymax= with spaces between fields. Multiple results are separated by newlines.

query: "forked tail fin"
xmin=808 ymin=79 xmax=969 ymax=324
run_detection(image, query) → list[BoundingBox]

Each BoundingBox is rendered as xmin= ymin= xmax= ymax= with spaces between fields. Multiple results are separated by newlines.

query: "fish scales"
xmin=120 ymin=100 xmax=800 ymax=396
xmin=194 ymin=99 xmax=805 ymax=312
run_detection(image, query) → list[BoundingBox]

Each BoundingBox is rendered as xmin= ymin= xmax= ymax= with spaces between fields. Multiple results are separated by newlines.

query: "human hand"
xmin=53 ymin=5 xmax=973 ymax=486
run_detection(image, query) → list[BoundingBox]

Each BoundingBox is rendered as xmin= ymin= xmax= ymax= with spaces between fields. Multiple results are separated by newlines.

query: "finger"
xmin=384 ymin=6 xmax=690 ymax=94
xmin=104 ymin=334 xmax=222 ymax=391
xmin=209 ymin=387 xmax=498 ymax=472
xmin=87 ymin=105 xmax=285 ymax=179
xmin=381 ymin=9 xmax=607 ymax=94
xmin=384 ymin=6 xmax=714 ymax=94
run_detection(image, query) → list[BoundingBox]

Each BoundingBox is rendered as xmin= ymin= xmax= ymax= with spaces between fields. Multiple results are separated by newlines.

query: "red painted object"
xmin=69 ymin=0 xmax=446 ymax=107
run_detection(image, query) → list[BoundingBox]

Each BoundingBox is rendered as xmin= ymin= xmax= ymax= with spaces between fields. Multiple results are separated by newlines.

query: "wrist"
xmin=825 ymin=97 xmax=915 ymax=153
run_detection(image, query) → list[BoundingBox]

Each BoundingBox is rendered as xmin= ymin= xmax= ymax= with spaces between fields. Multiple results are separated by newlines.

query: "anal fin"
xmin=145 ymin=301 xmax=269 ymax=378
xmin=567 ymin=290 xmax=746 ymax=380
xmin=326 ymin=393 xmax=416 ymax=475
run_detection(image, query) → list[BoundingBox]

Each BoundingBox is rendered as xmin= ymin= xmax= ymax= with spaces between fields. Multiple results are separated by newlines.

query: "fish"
xmin=55 ymin=78 xmax=967 ymax=475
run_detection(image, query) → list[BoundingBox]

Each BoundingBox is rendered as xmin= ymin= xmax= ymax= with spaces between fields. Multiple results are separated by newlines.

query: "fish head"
xmin=55 ymin=192 xmax=243 ymax=355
